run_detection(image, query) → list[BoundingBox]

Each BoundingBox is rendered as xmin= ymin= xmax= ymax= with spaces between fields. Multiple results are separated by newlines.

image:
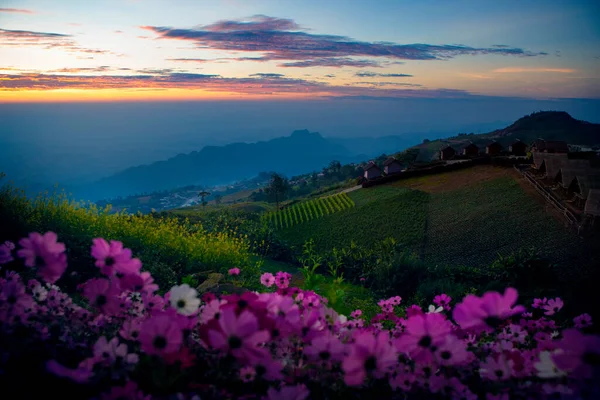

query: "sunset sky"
xmin=1 ymin=0 xmax=599 ymax=102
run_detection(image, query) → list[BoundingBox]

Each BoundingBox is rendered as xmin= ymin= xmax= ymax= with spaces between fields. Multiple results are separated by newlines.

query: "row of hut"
xmin=362 ymin=157 xmax=405 ymax=180
xmin=530 ymin=139 xmax=600 ymax=217
xmin=440 ymin=139 xmax=528 ymax=160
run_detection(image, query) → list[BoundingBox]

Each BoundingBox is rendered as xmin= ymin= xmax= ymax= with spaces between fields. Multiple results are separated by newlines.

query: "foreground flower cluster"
xmin=0 ymin=233 xmax=599 ymax=399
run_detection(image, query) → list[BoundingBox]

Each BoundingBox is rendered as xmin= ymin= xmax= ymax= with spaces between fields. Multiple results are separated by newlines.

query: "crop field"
xmin=263 ymin=193 xmax=355 ymax=229
xmin=422 ymin=177 xmax=586 ymax=268
xmin=275 ymin=166 xmax=595 ymax=270
xmin=277 ymin=187 xmax=428 ymax=252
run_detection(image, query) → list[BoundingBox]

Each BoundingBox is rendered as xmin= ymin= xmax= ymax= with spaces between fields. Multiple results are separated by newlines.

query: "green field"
xmin=264 ymin=193 xmax=355 ymax=230
xmin=423 ymin=177 xmax=584 ymax=267
xmin=276 ymin=171 xmax=591 ymax=269
xmin=277 ymin=187 xmax=429 ymax=252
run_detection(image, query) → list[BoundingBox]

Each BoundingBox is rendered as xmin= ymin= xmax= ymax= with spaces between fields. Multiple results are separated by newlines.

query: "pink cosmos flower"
xmin=304 ymin=332 xmax=346 ymax=363
xmin=541 ymin=297 xmax=563 ymax=316
xmin=260 ymin=272 xmax=275 ymax=288
xmin=433 ymin=293 xmax=452 ymax=310
xmin=139 ymin=314 xmax=183 ymax=356
xmin=480 ymin=354 xmax=514 ymax=381
xmin=207 ymin=307 xmax=270 ymax=362
xmin=552 ymin=328 xmax=600 ymax=379
xmin=265 ymin=384 xmax=309 ymax=400
xmin=17 ymin=232 xmax=67 ymax=284
xmin=0 ymin=243 xmax=13 ymax=265
xmin=120 ymin=319 xmax=143 ymax=341
xmin=453 ymin=288 xmax=525 ymax=331
xmin=532 ymin=298 xmax=548 ymax=309
xmin=93 ymin=336 xmax=138 ymax=366
xmin=4 ymin=241 xmax=15 ymax=250
xmin=274 ymin=271 xmax=292 ymax=289
xmin=91 ymin=238 xmax=142 ymax=277
xmin=395 ymin=312 xmax=451 ymax=361
xmin=83 ymin=278 xmax=121 ymax=315
xmin=435 ymin=335 xmax=469 ymax=366
xmin=573 ymin=313 xmax=592 ymax=329
xmin=405 ymin=304 xmax=423 ymax=318
xmin=342 ymin=331 xmax=397 ymax=386
xmin=351 ymin=309 xmax=362 ymax=319
xmin=228 ymin=267 xmax=241 ymax=276
xmin=240 ymin=366 xmax=256 ymax=382
xmin=46 ymin=360 xmax=93 ymax=383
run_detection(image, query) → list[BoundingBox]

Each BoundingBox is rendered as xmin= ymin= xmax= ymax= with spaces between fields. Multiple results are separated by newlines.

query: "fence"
xmin=513 ymin=165 xmax=582 ymax=233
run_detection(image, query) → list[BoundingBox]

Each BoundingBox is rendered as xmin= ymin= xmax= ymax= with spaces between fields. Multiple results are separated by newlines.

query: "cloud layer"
xmin=141 ymin=15 xmax=546 ymax=68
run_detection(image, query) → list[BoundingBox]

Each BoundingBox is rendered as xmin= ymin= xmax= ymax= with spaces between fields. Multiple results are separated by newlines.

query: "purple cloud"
xmin=249 ymin=73 xmax=285 ymax=78
xmin=141 ymin=15 xmax=545 ymax=68
xmin=0 ymin=8 xmax=35 ymax=14
xmin=355 ymin=71 xmax=413 ymax=78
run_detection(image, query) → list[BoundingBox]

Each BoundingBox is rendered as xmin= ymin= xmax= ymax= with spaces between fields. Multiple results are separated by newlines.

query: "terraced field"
xmin=263 ymin=192 xmax=355 ymax=230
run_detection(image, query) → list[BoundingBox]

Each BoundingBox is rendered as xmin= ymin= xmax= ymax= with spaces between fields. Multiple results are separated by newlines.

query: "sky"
xmin=1 ymin=0 xmax=599 ymax=102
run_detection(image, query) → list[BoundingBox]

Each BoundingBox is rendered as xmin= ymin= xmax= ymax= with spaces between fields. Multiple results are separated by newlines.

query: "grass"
xmin=277 ymin=187 xmax=428 ymax=253
xmin=423 ymin=176 xmax=587 ymax=268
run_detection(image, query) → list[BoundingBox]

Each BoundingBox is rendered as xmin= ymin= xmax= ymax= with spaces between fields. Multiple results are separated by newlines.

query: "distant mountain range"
xmin=73 ymin=130 xmax=371 ymax=200
xmin=71 ymin=111 xmax=599 ymax=201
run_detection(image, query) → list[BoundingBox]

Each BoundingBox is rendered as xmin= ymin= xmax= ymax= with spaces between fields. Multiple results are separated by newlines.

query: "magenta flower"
xmin=46 ymin=360 xmax=93 ymax=384
xmin=260 ymin=272 xmax=275 ymax=288
xmin=433 ymin=293 xmax=452 ymax=310
xmin=573 ymin=313 xmax=592 ymax=329
xmin=239 ymin=366 xmax=256 ymax=382
xmin=480 ymin=354 xmax=514 ymax=381
xmin=208 ymin=307 xmax=270 ymax=362
xmin=395 ymin=313 xmax=451 ymax=361
xmin=274 ymin=271 xmax=292 ymax=289
xmin=305 ymin=332 xmax=346 ymax=363
xmin=265 ymin=384 xmax=309 ymax=400
xmin=82 ymin=278 xmax=121 ymax=315
xmin=435 ymin=335 xmax=469 ymax=366
xmin=552 ymin=328 xmax=600 ymax=379
xmin=532 ymin=298 xmax=548 ymax=309
xmin=453 ymin=288 xmax=525 ymax=331
xmin=228 ymin=267 xmax=241 ymax=276
xmin=342 ymin=331 xmax=397 ymax=386
xmin=17 ymin=232 xmax=67 ymax=284
xmin=541 ymin=297 xmax=563 ymax=316
xmin=91 ymin=238 xmax=141 ymax=277
xmin=351 ymin=309 xmax=362 ymax=319
xmin=100 ymin=381 xmax=150 ymax=400
xmin=405 ymin=304 xmax=423 ymax=318
xmin=139 ymin=314 xmax=183 ymax=356
xmin=0 ymin=243 xmax=13 ymax=265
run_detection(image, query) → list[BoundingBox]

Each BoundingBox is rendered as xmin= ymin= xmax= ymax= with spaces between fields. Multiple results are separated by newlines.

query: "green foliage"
xmin=298 ymin=239 xmax=325 ymax=291
xmin=181 ymin=274 xmax=199 ymax=287
xmin=0 ymin=181 xmax=255 ymax=290
xmin=278 ymin=187 xmax=428 ymax=254
xmin=264 ymin=193 xmax=355 ymax=230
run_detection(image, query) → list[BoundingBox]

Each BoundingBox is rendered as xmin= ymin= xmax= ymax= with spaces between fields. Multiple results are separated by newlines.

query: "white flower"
xmin=551 ymin=330 xmax=560 ymax=338
xmin=535 ymin=350 xmax=567 ymax=379
xmin=32 ymin=285 xmax=48 ymax=301
xmin=338 ymin=314 xmax=348 ymax=324
xmin=169 ymin=284 xmax=201 ymax=316
xmin=427 ymin=305 xmax=444 ymax=313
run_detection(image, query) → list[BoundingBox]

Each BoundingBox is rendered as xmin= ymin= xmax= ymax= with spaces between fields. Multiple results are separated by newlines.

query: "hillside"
xmin=409 ymin=111 xmax=600 ymax=162
xmin=73 ymin=130 xmax=363 ymax=201
xmin=275 ymin=166 xmax=597 ymax=270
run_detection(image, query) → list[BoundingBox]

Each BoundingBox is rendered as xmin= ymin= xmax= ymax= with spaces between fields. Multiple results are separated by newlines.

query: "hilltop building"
xmin=363 ymin=161 xmax=382 ymax=180
xmin=509 ymin=140 xmax=527 ymax=156
xmin=485 ymin=141 xmax=503 ymax=156
xmin=462 ymin=142 xmax=479 ymax=157
xmin=383 ymin=157 xmax=403 ymax=175
xmin=440 ymin=145 xmax=456 ymax=160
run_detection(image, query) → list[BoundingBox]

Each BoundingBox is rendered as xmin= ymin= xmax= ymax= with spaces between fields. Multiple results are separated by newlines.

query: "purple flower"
xmin=228 ymin=267 xmax=241 ymax=276
xmin=541 ymin=297 xmax=563 ymax=316
xmin=0 ymin=242 xmax=13 ymax=265
xmin=46 ymin=360 xmax=93 ymax=383
xmin=573 ymin=313 xmax=592 ymax=329
xmin=91 ymin=238 xmax=141 ymax=277
xmin=552 ymin=328 xmax=600 ymax=379
xmin=342 ymin=331 xmax=397 ymax=386
xmin=433 ymin=293 xmax=452 ymax=310
xmin=17 ymin=232 xmax=67 ymax=284
xmin=82 ymin=278 xmax=121 ymax=315
xmin=395 ymin=312 xmax=451 ymax=361
xmin=208 ymin=307 xmax=270 ymax=362
xmin=305 ymin=332 xmax=346 ymax=364
xmin=453 ymin=288 xmax=525 ymax=331
xmin=240 ymin=366 xmax=256 ymax=382
xmin=480 ymin=354 xmax=514 ymax=381
xmin=100 ymin=381 xmax=150 ymax=400
xmin=274 ymin=271 xmax=292 ymax=289
xmin=139 ymin=314 xmax=183 ymax=356
xmin=260 ymin=272 xmax=275 ymax=288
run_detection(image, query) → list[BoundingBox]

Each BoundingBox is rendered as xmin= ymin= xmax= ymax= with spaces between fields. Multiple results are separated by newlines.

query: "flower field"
xmin=0 ymin=233 xmax=599 ymax=399
xmin=262 ymin=192 xmax=355 ymax=230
